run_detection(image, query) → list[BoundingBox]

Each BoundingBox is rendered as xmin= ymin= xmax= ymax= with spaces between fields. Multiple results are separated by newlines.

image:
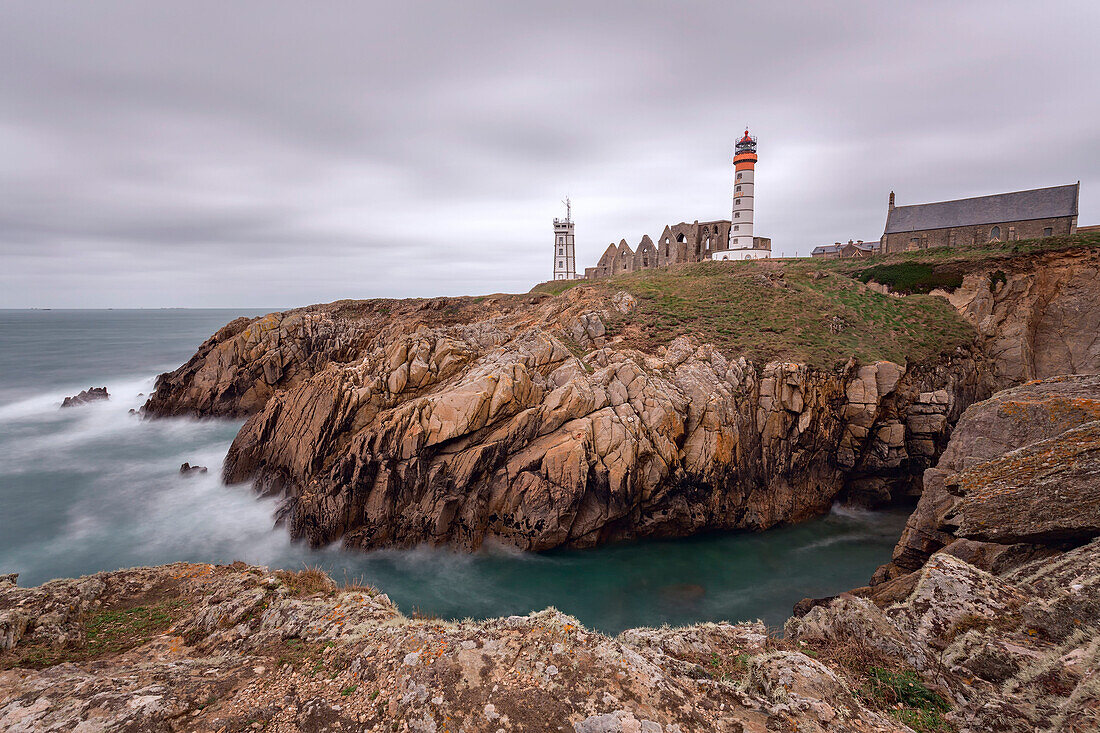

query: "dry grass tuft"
xmin=274 ymin=566 xmax=336 ymax=596
xmin=409 ymin=606 xmax=442 ymax=621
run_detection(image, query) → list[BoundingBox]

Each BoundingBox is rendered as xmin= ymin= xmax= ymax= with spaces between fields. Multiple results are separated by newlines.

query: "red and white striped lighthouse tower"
xmin=723 ymin=129 xmax=768 ymax=259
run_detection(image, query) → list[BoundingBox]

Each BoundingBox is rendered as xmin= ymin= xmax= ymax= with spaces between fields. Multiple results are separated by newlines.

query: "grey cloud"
xmin=1 ymin=0 xmax=1098 ymax=307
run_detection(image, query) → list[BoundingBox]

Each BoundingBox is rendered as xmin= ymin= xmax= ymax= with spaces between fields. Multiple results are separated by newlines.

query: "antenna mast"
xmin=562 ymin=196 xmax=571 ymax=224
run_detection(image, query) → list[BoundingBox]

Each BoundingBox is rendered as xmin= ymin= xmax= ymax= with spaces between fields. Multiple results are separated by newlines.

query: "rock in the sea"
xmin=60 ymin=387 xmax=108 ymax=407
xmin=179 ymin=462 xmax=208 ymax=476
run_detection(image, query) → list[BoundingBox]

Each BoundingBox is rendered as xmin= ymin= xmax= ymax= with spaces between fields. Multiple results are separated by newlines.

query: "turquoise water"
xmin=0 ymin=309 xmax=909 ymax=633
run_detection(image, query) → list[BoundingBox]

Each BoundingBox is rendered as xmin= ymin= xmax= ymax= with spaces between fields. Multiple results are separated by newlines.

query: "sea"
xmin=0 ymin=309 xmax=910 ymax=634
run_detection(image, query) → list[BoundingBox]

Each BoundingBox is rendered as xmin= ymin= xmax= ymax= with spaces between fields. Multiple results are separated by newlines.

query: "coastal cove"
xmin=0 ymin=308 xmax=907 ymax=633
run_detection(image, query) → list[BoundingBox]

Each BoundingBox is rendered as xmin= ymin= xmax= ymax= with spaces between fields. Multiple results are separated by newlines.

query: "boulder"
xmin=881 ymin=375 xmax=1100 ymax=577
xmin=944 ymin=421 xmax=1100 ymax=545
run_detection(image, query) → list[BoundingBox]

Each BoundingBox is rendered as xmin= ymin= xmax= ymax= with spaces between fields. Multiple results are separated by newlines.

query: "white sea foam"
xmin=0 ymin=375 xmax=154 ymax=422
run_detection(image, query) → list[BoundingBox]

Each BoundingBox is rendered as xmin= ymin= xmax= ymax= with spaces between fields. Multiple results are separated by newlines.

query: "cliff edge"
xmin=141 ymin=233 xmax=1100 ymax=553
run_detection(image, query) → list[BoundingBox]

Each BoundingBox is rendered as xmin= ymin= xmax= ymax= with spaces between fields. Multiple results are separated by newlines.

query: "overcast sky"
xmin=2 ymin=1 xmax=1098 ymax=308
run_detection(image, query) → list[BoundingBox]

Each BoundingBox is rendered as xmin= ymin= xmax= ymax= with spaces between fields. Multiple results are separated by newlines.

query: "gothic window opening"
xmin=989 ymin=226 xmax=1001 ymax=242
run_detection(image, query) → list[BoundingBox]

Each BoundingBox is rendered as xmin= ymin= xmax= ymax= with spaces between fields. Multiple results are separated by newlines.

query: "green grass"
xmin=530 ymin=279 xmax=588 ymax=295
xmin=2 ymin=600 xmax=185 ymax=670
xmin=84 ymin=604 xmax=179 ymax=656
xmin=854 ymin=263 xmax=964 ymax=294
xmin=598 ymin=260 xmax=974 ymax=369
xmin=839 ymin=231 xmax=1100 ymax=284
xmin=569 ymin=231 xmax=1100 ymax=369
xmin=863 ymin=667 xmax=954 ymax=732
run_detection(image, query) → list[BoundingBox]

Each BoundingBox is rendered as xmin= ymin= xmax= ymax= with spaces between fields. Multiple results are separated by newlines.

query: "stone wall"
xmin=586 ymin=220 xmax=737 ymax=281
xmin=883 ymin=215 xmax=1076 ymax=254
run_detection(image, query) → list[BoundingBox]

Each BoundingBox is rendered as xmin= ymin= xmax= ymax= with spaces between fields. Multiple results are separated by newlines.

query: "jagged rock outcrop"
xmin=938 ymin=247 xmax=1100 ymax=388
xmin=789 ymin=539 xmax=1100 ymax=732
xmin=0 ymin=563 xmax=912 ymax=732
xmin=143 ymin=295 xmax=558 ymax=418
xmin=5 ymin=539 xmax=1099 ymax=731
xmin=140 ymin=240 xmax=1100 ymax=553
xmin=60 ymin=387 xmax=108 ymax=407
xmin=139 ymin=276 xmax=995 ymax=551
xmin=875 ymin=374 xmax=1100 ymax=581
xmin=218 ymin=309 xmax=987 ymax=550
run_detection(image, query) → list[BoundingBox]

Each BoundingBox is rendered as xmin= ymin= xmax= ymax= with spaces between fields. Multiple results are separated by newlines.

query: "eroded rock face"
xmin=945 ymin=420 xmax=1100 ymax=545
xmin=219 ymin=311 xmax=987 ymax=550
xmin=137 ymin=279 xmax=994 ymax=552
xmin=880 ymin=374 xmax=1100 ymax=578
xmin=4 ymin=539 xmax=1099 ymax=731
xmin=939 ymin=248 xmax=1100 ymax=389
xmin=0 ymin=563 xmax=911 ymax=733
xmin=789 ymin=539 xmax=1100 ymax=732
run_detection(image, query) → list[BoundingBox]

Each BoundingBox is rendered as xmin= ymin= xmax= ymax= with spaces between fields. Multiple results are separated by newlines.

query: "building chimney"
xmin=889 ymin=191 xmax=895 ymax=210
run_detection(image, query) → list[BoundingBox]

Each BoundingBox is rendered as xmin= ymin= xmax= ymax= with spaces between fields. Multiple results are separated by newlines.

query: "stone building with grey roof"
xmin=881 ymin=183 xmax=1079 ymax=254
xmin=811 ymin=239 xmax=880 ymax=259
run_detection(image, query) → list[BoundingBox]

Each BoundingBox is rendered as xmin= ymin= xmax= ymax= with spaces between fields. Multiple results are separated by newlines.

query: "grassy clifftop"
xmin=602 ymin=259 xmax=972 ymax=368
xmin=534 ymin=231 xmax=1099 ymax=369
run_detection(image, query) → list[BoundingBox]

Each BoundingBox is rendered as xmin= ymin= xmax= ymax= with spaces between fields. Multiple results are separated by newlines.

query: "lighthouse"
xmin=552 ymin=197 xmax=578 ymax=280
xmin=721 ymin=129 xmax=770 ymax=260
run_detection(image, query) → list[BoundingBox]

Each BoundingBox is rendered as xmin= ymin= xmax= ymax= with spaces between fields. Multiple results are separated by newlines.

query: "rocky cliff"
xmin=143 ymin=277 xmax=990 ymax=551
xmin=933 ymin=245 xmax=1100 ymax=389
xmin=6 ymin=375 xmax=1100 ymax=730
xmin=142 ymin=235 xmax=1100 ymax=553
xmin=871 ymin=374 xmax=1100 ymax=588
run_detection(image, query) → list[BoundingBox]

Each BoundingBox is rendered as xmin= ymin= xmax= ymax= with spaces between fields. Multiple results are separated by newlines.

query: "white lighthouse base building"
xmin=712 ymin=240 xmax=772 ymax=260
